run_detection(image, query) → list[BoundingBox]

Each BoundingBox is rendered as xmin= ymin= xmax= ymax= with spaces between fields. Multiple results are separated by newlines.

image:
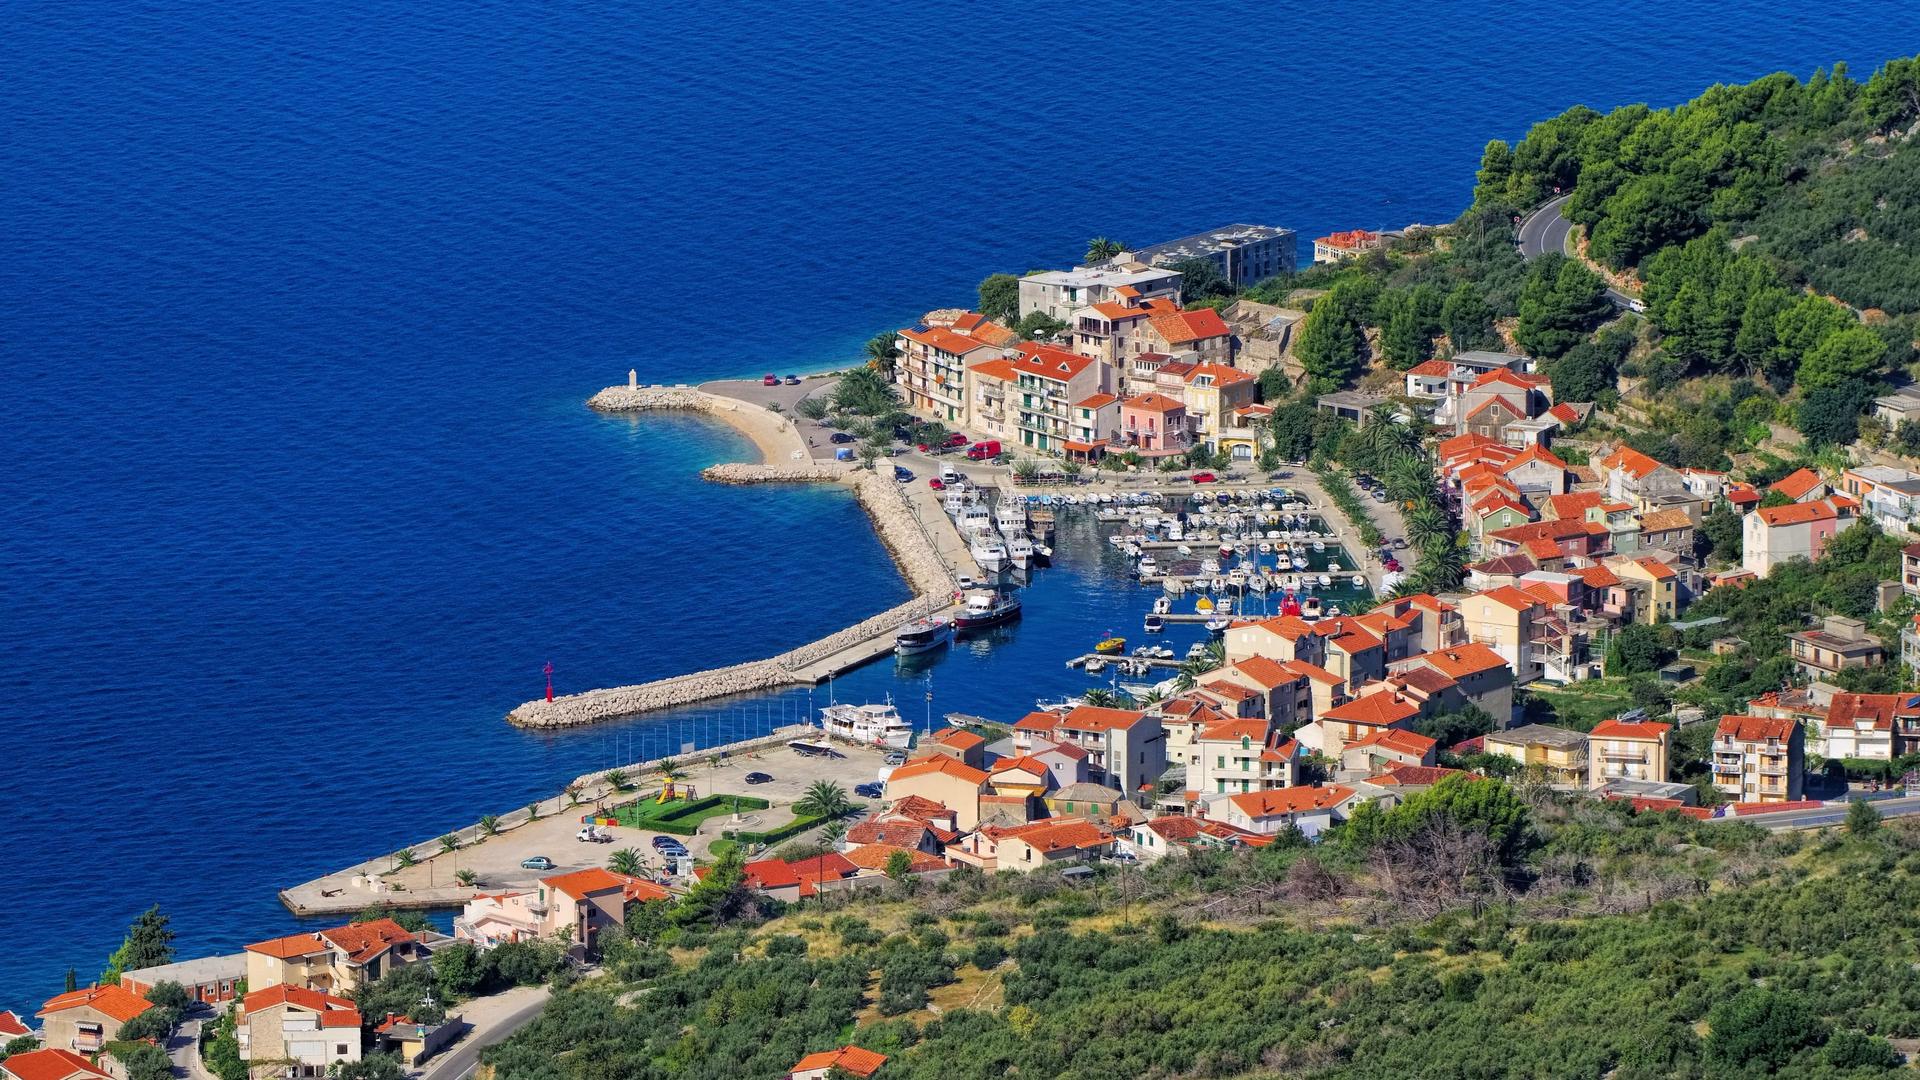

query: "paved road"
xmin=1744 ymin=793 xmax=1920 ymax=831
xmin=420 ymin=985 xmax=552 ymax=1080
xmin=1515 ymin=194 xmax=1638 ymax=311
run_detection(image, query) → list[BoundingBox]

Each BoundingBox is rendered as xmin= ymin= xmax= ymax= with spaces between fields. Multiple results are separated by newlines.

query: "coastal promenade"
xmin=282 ymin=724 xmax=899 ymax=917
xmin=502 ymin=380 xmax=974 ymax=731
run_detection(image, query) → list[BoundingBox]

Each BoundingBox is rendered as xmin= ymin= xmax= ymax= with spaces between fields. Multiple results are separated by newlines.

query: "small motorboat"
xmin=1137 ymin=556 xmax=1158 ymax=578
xmin=1328 ymin=561 xmax=1342 ymax=574
xmin=1312 ymin=539 xmax=1326 ymax=552
xmin=1205 ymin=615 xmax=1230 ymax=634
xmin=1218 ymin=543 xmax=1234 ymax=558
xmin=1196 ymin=596 xmax=1214 ymax=612
xmin=1153 ymin=646 xmax=1174 ymax=659
xmin=1201 ymin=557 xmax=1221 ymax=574
xmin=1085 ymin=657 xmax=1107 ymax=674
xmin=1217 ymin=596 xmax=1233 ymax=614
xmin=1153 ymin=596 xmax=1171 ymax=614
xmin=895 ymin=615 xmax=953 ymax=655
xmin=1301 ymin=596 xmax=1324 ymax=618
xmin=1291 ymin=554 xmax=1308 ymax=570
xmin=1258 ymin=541 xmax=1272 ymax=553
xmin=1164 ymin=577 xmax=1186 ymax=596
xmin=1144 ymin=613 xmax=1165 ymax=633
xmin=1351 ymin=574 xmax=1366 ymax=588
xmin=1319 ymin=573 xmax=1332 ymax=588
xmin=1095 ymin=636 xmax=1127 ymax=655
xmin=1210 ymin=576 xmax=1227 ymax=593
xmin=1187 ymin=641 xmax=1209 ymax=659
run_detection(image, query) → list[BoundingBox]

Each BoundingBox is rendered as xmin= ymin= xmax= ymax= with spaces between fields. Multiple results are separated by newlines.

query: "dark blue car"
xmin=854 ymin=782 xmax=884 ymax=799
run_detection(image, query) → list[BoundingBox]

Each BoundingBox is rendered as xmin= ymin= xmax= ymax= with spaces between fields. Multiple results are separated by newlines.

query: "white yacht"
xmin=995 ymin=499 xmax=1028 ymax=539
xmin=819 ymin=700 xmax=914 ymax=749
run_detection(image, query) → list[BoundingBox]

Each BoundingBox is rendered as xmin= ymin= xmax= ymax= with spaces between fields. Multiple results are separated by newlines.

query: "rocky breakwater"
xmin=506 ymin=386 xmax=961 ymax=730
xmin=588 ymin=382 xmax=809 ymax=464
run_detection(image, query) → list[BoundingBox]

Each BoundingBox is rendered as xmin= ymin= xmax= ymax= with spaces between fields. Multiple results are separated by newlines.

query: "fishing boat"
xmin=1095 ymin=635 xmax=1127 ymax=654
xmin=1210 ymin=576 xmax=1227 ymax=593
xmin=820 ymin=700 xmax=914 ymax=749
xmin=1248 ymin=574 xmax=1269 ymax=592
xmin=1007 ymin=536 xmax=1035 ymax=570
xmin=995 ymin=499 xmax=1028 ymax=539
xmin=971 ymin=536 xmax=1008 ymax=572
xmin=955 ymin=503 xmax=992 ymax=535
xmin=955 ymin=589 xmax=1021 ymax=632
xmin=1144 ymin=614 xmax=1165 ymax=633
xmin=895 ymin=615 xmax=953 ymax=655
xmin=1200 ymin=557 xmax=1221 ymax=574
xmin=1217 ymin=596 xmax=1233 ymax=614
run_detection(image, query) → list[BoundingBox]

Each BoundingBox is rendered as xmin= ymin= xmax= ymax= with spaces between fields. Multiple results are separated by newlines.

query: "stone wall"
xmin=505 ymin=387 xmax=960 ymax=729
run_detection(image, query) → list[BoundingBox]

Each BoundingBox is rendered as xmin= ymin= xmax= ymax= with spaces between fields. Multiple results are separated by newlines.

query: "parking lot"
xmin=376 ymin=739 xmax=901 ymax=892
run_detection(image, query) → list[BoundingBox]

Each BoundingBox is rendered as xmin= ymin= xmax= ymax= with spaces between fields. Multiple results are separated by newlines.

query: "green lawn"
xmin=610 ymin=793 xmax=771 ymax=832
xmin=1522 ymin=679 xmax=1636 ymax=732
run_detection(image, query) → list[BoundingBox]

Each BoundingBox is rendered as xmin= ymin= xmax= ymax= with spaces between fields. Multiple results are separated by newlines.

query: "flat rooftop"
xmin=124 ymin=952 xmax=246 ymax=986
xmin=1125 ymin=224 xmax=1295 ymax=264
xmin=1485 ymin=723 xmax=1588 ymax=750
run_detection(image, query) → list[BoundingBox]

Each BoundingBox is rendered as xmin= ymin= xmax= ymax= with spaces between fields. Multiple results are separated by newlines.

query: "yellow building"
xmin=1482 ymin=724 xmax=1588 ymax=785
xmin=1612 ymin=555 xmax=1679 ymax=624
xmin=883 ymin=754 xmax=991 ymax=830
xmin=1586 ymin=718 xmax=1672 ymax=788
xmin=244 ymin=918 xmax=423 ymax=995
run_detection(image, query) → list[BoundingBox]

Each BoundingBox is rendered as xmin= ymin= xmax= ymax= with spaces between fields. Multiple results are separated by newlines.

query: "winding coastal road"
xmin=1515 ymin=193 xmax=1639 ymax=311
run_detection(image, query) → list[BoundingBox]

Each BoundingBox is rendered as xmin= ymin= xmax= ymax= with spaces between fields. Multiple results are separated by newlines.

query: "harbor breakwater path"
xmin=506 ymin=383 xmax=961 ymax=729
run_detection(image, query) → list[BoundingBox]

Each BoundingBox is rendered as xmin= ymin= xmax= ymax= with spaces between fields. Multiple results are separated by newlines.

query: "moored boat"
xmin=954 ymin=588 xmax=1021 ymax=632
xmin=895 ymin=615 xmax=953 ymax=655
xmin=820 ymin=700 xmax=914 ymax=748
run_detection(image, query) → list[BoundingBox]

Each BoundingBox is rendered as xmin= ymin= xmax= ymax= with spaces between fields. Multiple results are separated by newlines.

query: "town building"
xmin=1401 ymin=641 xmax=1516 ymax=724
xmin=1017 ymin=264 xmax=1182 ymax=321
xmin=244 ymin=919 xmax=424 ymax=995
xmin=1786 ymin=615 xmax=1885 ymax=681
xmin=1313 ymin=229 xmax=1384 ymax=263
xmin=789 ymin=1045 xmax=888 ymax=1080
xmin=1211 ymin=785 xmax=1358 ymax=840
xmin=1770 ymin=467 xmax=1828 ymax=503
xmin=1840 ymin=464 xmax=1920 ymax=535
xmin=121 ymin=952 xmax=247 ymax=1007
xmin=1741 ymin=497 xmax=1860 ymax=578
xmin=1313 ymin=692 xmax=1424 ymax=757
xmin=1612 ymin=555 xmax=1679 ymax=625
xmin=35 ymin=985 xmax=151 ymax=1057
xmin=0 ymin=1049 xmax=111 ymax=1080
xmin=1067 ymin=296 xmax=1181 ymax=366
xmin=537 ymin=868 xmax=661 ymax=954
xmin=1338 ymin=728 xmax=1438 ymax=774
xmin=1710 ymin=715 xmax=1804 ymax=804
xmin=1586 ymin=718 xmax=1672 ymax=787
xmin=919 ymin=726 xmax=989 ymax=770
xmin=963 ymin=356 xmax=1017 ymax=443
xmin=1118 ymin=392 xmax=1189 ymax=455
xmin=1482 ymin=724 xmax=1589 ymax=785
xmin=1178 ymin=363 xmax=1258 ymax=450
xmin=882 ymin=754 xmax=992 ymax=830
xmin=1007 ymin=342 xmax=1109 ymax=453
xmin=1141 ymin=308 xmax=1237 ymax=365
xmin=1454 ymin=585 xmax=1543 ymax=683
xmin=1818 ymin=692 xmax=1919 ymax=760
xmin=1114 ymin=224 xmax=1297 ymax=288
xmin=1051 ymin=705 xmax=1166 ymax=798
xmin=1186 ymin=717 xmax=1301 ymax=803
xmin=236 ymin=984 xmax=363 ymax=1077
xmin=895 ymin=314 xmax=1011 ymax=424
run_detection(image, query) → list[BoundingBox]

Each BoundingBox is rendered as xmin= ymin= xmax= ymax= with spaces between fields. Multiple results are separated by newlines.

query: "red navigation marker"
xmin=544 ymin=660 xmax=554 ymax=703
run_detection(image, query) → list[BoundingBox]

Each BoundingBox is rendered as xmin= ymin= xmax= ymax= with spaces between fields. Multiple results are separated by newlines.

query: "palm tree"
xmin=795 ymin=781 xmax=853 ymax=821
xmin=796 ymin=395 xmax=829 ymax=421
xmin=604 ymin=768 xmax=631 ymax=792
xmin=1404 ymin=502 xmax=1451 ymax=552
xmin=1385 ymin=455 xmax=1433 ymax=505
xmin=1414 ymin=539 xmax=1468 ymax=593
xmin=1138 ymin=686 xmax=1168 ymax=708
xmin=820 ymin=819 xmax=849 ymax=849
xmin=864 ymin=332 xmax=900 ymax=376
xmin=609 ymin=848 xmax=643 ymax=877
xmin=478 ymin=814 xmax=500 ymax=838
xmin=656 ymin=758 xmax=684 ymax=783
xmin=438 ymin=834 xmax=460 ymax=854
xmin=454 ymin=869 xmax=478 ymax=887
xmin=525 ymin=801 xmax=542 ymax=822
xmin=1085 ymin=237 xmax=1125 ymax=263
xmin=564 ymin=783 xmax=583 ymax=806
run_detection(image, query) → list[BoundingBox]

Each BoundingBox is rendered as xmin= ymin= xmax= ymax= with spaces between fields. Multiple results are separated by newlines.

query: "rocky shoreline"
xmin=505 ymin=385 xmax=958 ymax=729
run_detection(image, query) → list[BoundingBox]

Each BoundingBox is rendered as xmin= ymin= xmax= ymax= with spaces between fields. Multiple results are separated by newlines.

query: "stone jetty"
xmin=505 ymin=383 xmax=962 ymax=729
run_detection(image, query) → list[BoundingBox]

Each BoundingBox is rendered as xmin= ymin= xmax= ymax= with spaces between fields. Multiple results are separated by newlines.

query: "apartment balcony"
xmin=1600 ymin=751 xmax=1650 ymax=763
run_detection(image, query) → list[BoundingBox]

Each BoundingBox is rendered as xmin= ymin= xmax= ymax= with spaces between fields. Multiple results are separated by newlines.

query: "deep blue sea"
xmin=6 ymin=0 xmax=1920 ymax=1004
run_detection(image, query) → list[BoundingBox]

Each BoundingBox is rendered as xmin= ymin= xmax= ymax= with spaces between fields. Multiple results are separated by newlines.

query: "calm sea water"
xmin=5 ymin=0 xmax=1919 ymax=1003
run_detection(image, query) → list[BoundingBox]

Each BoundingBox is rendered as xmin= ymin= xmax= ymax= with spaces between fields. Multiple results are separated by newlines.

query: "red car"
xmin=1191 ymin=471 xmax=1217 ymax=484
xmin=944 ymin=433 xmax=970 ymax=448
xmin=928 ymin=478 xmax=946 ymax=490
xmin=915 ymin=443 xmax=931 ymax=453
xmin=761 ymin=374 xmax=779 ymax=386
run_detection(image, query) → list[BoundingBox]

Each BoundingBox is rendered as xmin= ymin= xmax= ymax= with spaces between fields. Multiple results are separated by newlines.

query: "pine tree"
xmin=101 ymin=906 xmax=175 ymax=986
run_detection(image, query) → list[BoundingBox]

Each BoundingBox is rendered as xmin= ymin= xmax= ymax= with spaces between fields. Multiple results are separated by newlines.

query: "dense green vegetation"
xmin=485 ymin=771 xmax=1920 ymax=1080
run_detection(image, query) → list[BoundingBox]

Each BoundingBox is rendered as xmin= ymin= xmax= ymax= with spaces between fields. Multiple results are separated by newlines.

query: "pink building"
xmin=1120 ymin=393 xmax=1188 ymax=454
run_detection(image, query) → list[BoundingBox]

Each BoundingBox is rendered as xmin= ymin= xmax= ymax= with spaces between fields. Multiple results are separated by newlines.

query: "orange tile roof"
xmin=242 ymin=984 xmax=360 ymax=1026
xmin=1124 ymin=392 xmax=1186 ymax=413
xmin=1345 ymin=727 xmax=1437 ymax=757
xmin=841 ymin=843 xmax=946 ymax=873
xmin=1716 ymin=714 xmax=1798 ymax=742
xmin=1182 ymin=360 xmax=1254 ymax=385
xmin=1139 ymin=815 xmax=1207 ymax=841
xmin=887 ymin=754 xmax=990 ymax=785
xmin=968 ymin=356 xmax=1017 ymax=382
xmin=38 ymin=983 xmax=151 ymax=1025
xmin=0 ymin=1011 xmax=29 ymax=1039
xmin=1726 ymin=482 xmax=1761 ymax=504
xmin=317 ymin=918 xmax=418 ymax=965
xmin=900 ymin=325 xmax=1000 ymax=357
xmin=1010 ymin=342 xmax=1095 ymax=381
xmin=1827 ymin=693 xmax=1920 ymax=732
xmin=1195 ymin=718 xmax=1271 ymax=743
xmin=1520 ymin=583 xmax=1565 ymax=607
xmin=1366 ymin=764 xmax=1471 ymax=787
xmin=1407 ymin=359 xmax=1455 ymax=377
xmin=1200 ymin=680 xmax=1259 ymax=702
xmin=1600 ymin=446 xmax=1667 ymax=479
xmin=1466 ymin=395 xmax=1526 ymax=422
xmin=1014 ymin=710 xmax=1061 ymax=732
xmin=1631 ymin=556 xmax=1677 ymax=579
xmin=927 ymin=726 xmax=986 ymax=750
xmin=1524 ymin=537 xmax=1562 ymax=560
xmin=1503 ymin=445 xmax=1568 ymax=472
xmin=1226 ymin=784 xmax=1357 ymax=817
xmin=1573 ymin=564 xmax=1621 ymax=588
xmin=791 ymin=1045 xmax=888 ymax=1078
xmin=1151 ymin=308 xmax=1234 ymax=345
xmin=0 ymin=1049 xmax=113 ymax=1080
xmin=1322 ymin=693 xmax=1420 ymax=726
xmin=1543 ymin=491 xmax=1605 ymax=518
xmin=1590 ymin=719 xmax=1672 ymax=740
xmin=1473 ymin=493 xmax=1532 ymax=519
xmin=1224 ymin=655 xmax=1299 ymax=690
xmin=1488 ymin=518 xmax=1592 ymax=545
xmin=1547 ymin=402 xmax=1584 ymax=424
xmin=847 ymin=819 xmax=935 ymax=848
xmin=1414 ymin=642 xmax=1508 ymax=680
xmin=1276 ymin=658 xmax=1344 ymax=684
xmin=1770 ymin=467 xmax=1823 ymax=500
xmin=1317 ymin=229 xmax=1379 ymax=250
xmin=1061 ymin=704 xmax=1151 ymax=732
xmin=988 ymin=755 xmax=1051 ymax=778
xmin=541 ymin=867 xmax=640 ymax=900
xmin=1088 ymin=300 xmax=1162 ymax=321
xmin=1755 ymin=498 xmax=1844 ymax=526
xmin=1073 ymin=392 xmax=1120 ymax=409
xmin=1474 ymin=584 xmax=1542 ymax=611
xmin=999 ymin=818 xmax=1111 ymax=853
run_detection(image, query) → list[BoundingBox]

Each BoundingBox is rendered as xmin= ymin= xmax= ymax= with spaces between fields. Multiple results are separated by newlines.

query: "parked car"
xmin=745 ymin=771 xmax=774 ymax=784
xmin=944 ymin=432 xmax=970 ymax=448
xmin=520 ymin=856 xmax=555 ymax=870
xmin=784 ymin=374 xmax=801 ymax=385
xmin=854 ymin=782 xmax=884 ymax=798
xmin=965 ymin=440 xmax=1002 ymax=460
xmin=1268 ymin=470 xmax=1292 ymax=480
xmin=1191 ymin=471 xmax=1217 ymax=484
xmin=928 ymin=478 xmax=945 ymax=490
xmin=576 ymin=826 xmax=612 ymax=843
xmin=894 ymin=467 xmax=914 ymax=482
xmin=883 ymin=751 xmax=907 ymax=766
xmin=1109 ymin=849 xmax=1139 ymax=864
xmin=650 ymin=836 xmax=688 ymax=853
xmin=761 ymin=374 xmax=779 ymax=386
xmin=830 ymin=432 xmax=856 ymax=444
